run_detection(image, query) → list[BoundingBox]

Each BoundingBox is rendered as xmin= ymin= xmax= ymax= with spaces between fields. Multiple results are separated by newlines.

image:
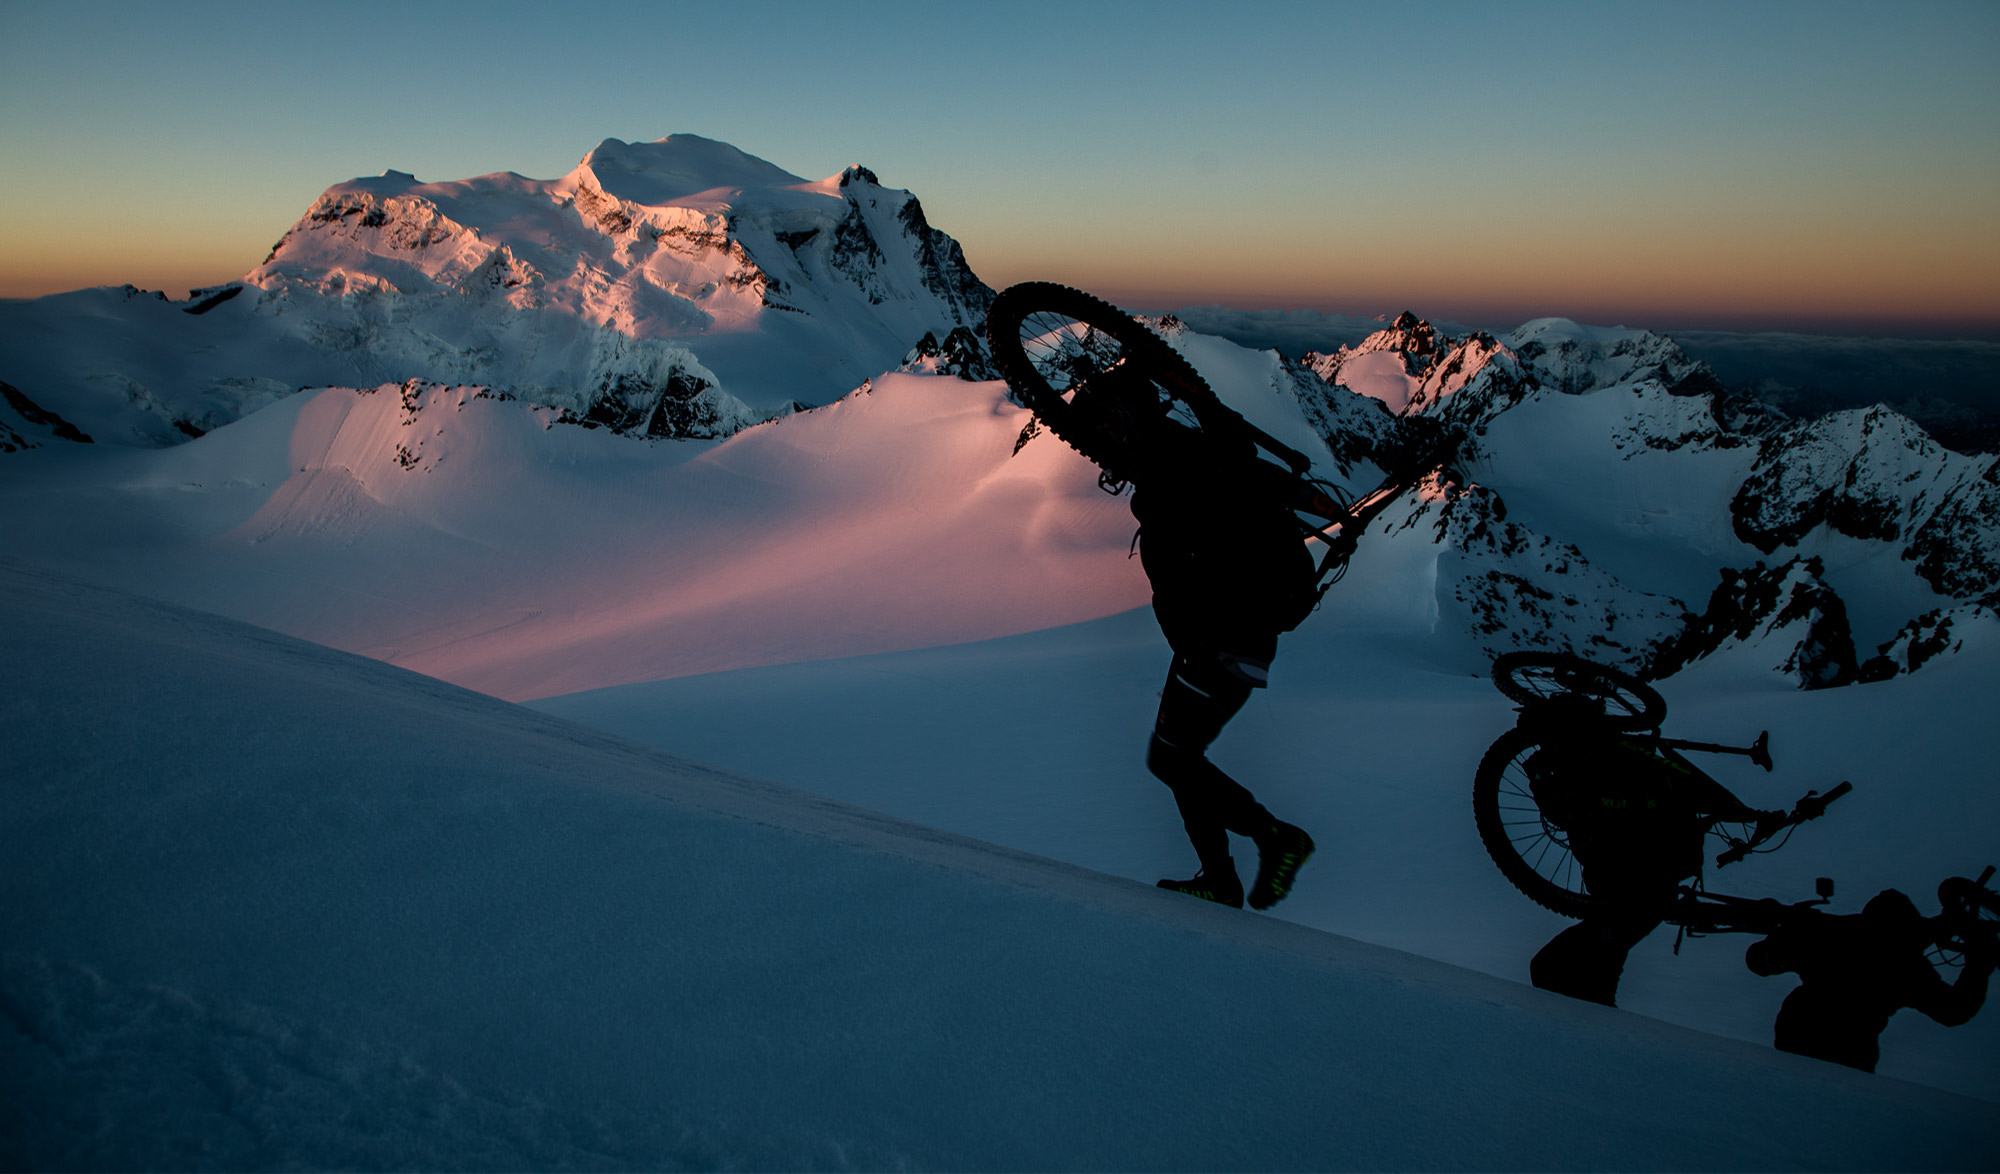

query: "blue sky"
xmin=3 ymin=0 xmax=1995 ymax=334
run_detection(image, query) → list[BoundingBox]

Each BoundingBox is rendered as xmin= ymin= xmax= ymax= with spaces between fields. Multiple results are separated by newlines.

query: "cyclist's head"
xmin=1863 ymin=888 xmax=1930 ymax=949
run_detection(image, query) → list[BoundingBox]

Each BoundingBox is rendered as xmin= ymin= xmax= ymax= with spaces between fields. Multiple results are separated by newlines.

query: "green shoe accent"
xmin=1157 ymin=861 xmax=1244 ymax=908
xmin=1249 ymin=823 xmax=1315 ymax=910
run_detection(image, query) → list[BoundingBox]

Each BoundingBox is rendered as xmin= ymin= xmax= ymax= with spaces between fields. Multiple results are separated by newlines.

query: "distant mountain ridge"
xmin=1282 ymin=312 xmax=1998 ymax=687
xmin=0 ymin=135 xmax=991 ymax=447
xmin=2 ymin=132 xmax=1995 ymax=695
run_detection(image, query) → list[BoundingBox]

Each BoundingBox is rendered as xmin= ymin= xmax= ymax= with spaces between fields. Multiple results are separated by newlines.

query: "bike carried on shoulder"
xmin=983 ymin=281 xmax=1455 ymax=590
xmin=1472 ymin=650 xmax=1851 ymax=921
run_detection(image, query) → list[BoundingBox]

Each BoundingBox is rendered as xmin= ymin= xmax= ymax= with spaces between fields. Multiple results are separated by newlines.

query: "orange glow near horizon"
xmin=7 ymin=156 xmax=1996 ymax=339
xmin=976 ymin=221 xmax=2000 ymax=337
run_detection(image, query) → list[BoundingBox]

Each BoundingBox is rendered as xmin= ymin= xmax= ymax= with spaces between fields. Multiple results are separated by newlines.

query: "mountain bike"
xmin=984 ymin=281 xmax=1454 ymax=587
xmin=1677 ymin=866 xmax=1998 ymax=993
xmin=1473 ymin=650 xmax=1850 ymax=919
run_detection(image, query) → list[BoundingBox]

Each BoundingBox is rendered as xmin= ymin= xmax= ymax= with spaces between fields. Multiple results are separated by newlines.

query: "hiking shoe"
xmin=1249 ymin=823 xmax=1315 ymax=910
xmin=1157 ymin=861 xmax=1244 ymax=908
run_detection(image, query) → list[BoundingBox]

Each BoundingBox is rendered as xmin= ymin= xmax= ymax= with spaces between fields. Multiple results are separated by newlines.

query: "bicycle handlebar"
xmin=1792 ymin=780 xmax=1853 ymax=822
xmin=1939 ymin=866 xmax=2000 ymax=922
xmin=1715 ymin=781 xmax=1851 ymax=867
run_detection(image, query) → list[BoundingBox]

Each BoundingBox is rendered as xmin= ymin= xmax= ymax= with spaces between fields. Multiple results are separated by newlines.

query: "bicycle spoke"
xmin=1526 ymin=834 xmax=1557 ymax=877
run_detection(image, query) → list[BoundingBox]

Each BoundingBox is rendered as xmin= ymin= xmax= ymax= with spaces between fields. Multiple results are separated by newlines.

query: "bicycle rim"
xmin=1472 ymin=727 xmax=1604 ymax=919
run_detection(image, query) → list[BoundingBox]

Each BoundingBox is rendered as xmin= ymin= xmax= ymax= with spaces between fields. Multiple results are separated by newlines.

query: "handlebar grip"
xmin=1792 ymin=781 xmax=1852 ymax=822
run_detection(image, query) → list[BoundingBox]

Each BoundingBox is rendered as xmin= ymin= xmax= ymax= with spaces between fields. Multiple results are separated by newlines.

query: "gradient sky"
xmin=3 ymin=0 xmax=1996 ymax=336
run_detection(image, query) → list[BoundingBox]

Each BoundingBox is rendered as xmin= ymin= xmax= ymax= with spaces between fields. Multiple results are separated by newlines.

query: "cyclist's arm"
xmin=1906 ymin=945 xmax=1993 ymax=1027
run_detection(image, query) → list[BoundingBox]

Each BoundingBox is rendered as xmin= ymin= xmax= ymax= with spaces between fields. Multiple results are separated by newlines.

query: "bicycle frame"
xmin=1298 ymin=475 xmax=1423 ymax=582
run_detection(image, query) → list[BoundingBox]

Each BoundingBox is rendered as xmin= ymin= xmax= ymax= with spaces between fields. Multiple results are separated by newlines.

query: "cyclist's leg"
xmin=1530 ymin=911 xmax=1661 ymax=1006
xmin=1771 ymin=985 xmax=1890 ymax=1072
xmin=1147 ymin=652 xmax=1272 ymax=867
xmin=1530 ymin=871 xmax=1673 ymax=1006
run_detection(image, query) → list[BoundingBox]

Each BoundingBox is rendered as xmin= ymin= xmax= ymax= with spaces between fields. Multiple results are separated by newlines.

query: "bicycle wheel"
xmin=1490 ymin=651 xmax=1666 ymax=731
xmin=985 ymin=282 xmax=1224 ymax=477
xmin=1472 ymin=726 xmax=1604 ymax=919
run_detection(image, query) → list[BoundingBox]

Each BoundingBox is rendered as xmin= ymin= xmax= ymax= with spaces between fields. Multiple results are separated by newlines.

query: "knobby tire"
xmin=985 ymin=282 xmax=1227 ymax=479
xmin=1490 ymin=650 xmax=1667 ymax=731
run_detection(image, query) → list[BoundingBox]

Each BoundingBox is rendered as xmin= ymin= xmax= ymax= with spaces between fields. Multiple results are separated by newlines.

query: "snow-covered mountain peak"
xmin=556 ymin=134 xmax=813 ymax=209
xmin=1301 ymin=313 xmax=1524 ymax=421
xmin=1354 ymin=311 xmax=1444 ymax=364
xmin=6 ymin=133 xmax=996 ymax=447
xmin=1505 ymin=316 xmax=1708 ymax=395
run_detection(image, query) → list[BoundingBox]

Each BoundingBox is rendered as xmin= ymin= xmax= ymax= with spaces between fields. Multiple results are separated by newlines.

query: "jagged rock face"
xmin=1387 ymin=482 xmax=1694 ymax=673
xmin=1503 ymin=319 xmax=1704 ymax=395
xmin=1301 ymin=312 xmax=1444 ymax=405
xmin=1902 ymin=458 xmax=2000 ymax=604
xmin=895 ymin=196 xmax=992 ymax=327
xmin=353 ymin=377 xmax=749 ymax=473
xmin=1291 ymin=366 xmax=1416 ymax=477
xmin=1598 ymin=379 xmax=1746 ymax=457
xmin=1658 ymin=558 xmax=1858 ymax=688
xmin=901 ymin=326 xmax=998 ymax=382
xmin=1301 ymin=315 xmax=1534 ymax=428
xmin=1279 ymin=309 xmax=2000 ymax=687
xmin=1859 ymin=605 xmax=1988 ymax=681
xmin=556 ymin=332 xmax=755 ymax=441
xmin=0 ymin=380 xmax=93 ymax=452
xmin=1409 ymin=335 xmax=1537 ymax=429
xmin=1730 ymin=406 xmax=1987 ymax=554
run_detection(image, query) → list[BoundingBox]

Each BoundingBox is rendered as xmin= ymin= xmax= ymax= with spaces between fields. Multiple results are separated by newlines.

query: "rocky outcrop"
xmin=1859 ymin=606 xmax=1988 ymax=681
xmin=0 ymin=380 xmax=93 ymax=452
xmin=901 ymin=327 xmax=997 ymax=381
xmin=1902 ymin=457 xmax=2000 ymax=605
xmin=1393 ymin=483 xmax=1695 ymax=673
xmin=1730 ymin=407 xmax=1989 ymax=554
xmin=1657 ymin=558 xmax=1858 ymax=688
xmin=1504 ymin=319 xmax=1706 ymax=395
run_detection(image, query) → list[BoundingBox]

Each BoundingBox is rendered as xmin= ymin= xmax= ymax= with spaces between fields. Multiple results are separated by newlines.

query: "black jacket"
xmin=1126 ymin=415 xmax=1316 ymax=657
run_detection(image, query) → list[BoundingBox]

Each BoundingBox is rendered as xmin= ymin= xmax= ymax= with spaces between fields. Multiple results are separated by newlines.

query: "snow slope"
xmin=532 ymin=576 xmax=2000 ymax=1104
xmin=5 ymin=314 xmax=1998 ymax=1098
xmin=5 ymin=561 xmax=1995 ymax=1171
xmin=0 ymin=373 xmax=1146 ymax=699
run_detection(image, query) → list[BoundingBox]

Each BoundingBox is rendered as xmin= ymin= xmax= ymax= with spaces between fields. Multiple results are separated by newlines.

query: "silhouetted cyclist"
xmin=1111 ymin=371 xmax=1318 ymax=910
xmin=1745 ymin=888 xmax=1994 ymax=1072
xmin=1522 ymin=696 xmax=1784 ymax=1006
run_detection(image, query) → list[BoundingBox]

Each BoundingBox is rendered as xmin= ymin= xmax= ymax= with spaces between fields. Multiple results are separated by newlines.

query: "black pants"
xmin=1529 ymin=858 xmax=1681 ymax=1007
xmin=1529 ymin=911 xmax=1662 ymax=1007
xmin=1146 ymin=652 xmax=1275 ymax=871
